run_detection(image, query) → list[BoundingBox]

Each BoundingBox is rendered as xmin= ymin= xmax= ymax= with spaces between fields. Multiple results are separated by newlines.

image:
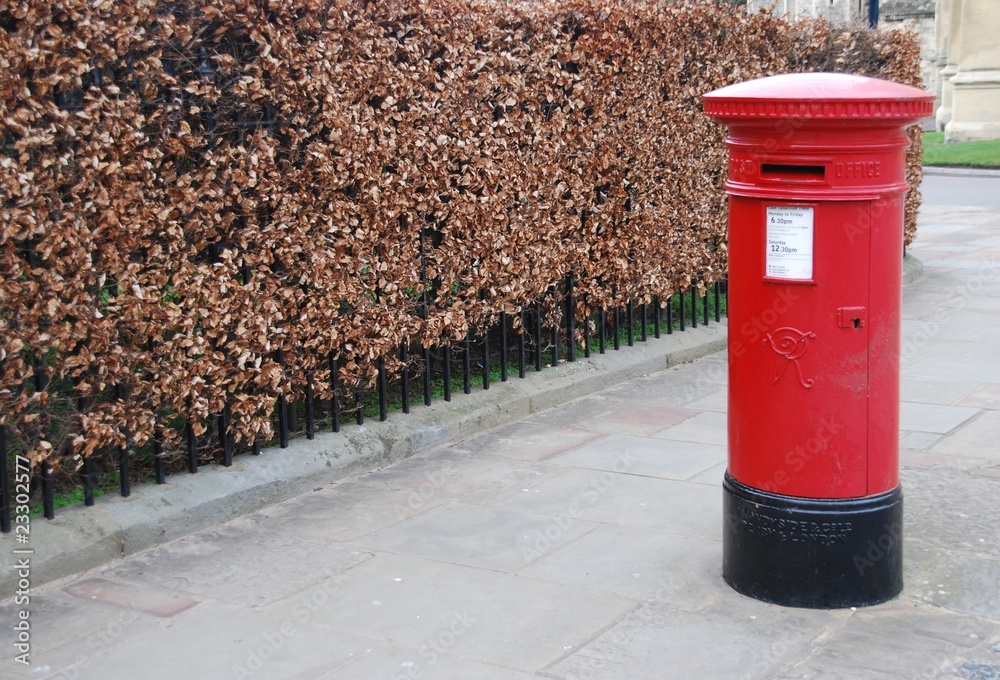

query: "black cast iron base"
xmin=723 ymin=473 xmax=902 ymax=609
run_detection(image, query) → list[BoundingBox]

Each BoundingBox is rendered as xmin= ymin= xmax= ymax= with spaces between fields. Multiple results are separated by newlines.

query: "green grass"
xmin=27 ymin=473 xmax=145 ymax=516
xmin=923 ymin=131 xmax=1000 ymax=168
xmin=29 ymin=486 xmax=105 ymax=515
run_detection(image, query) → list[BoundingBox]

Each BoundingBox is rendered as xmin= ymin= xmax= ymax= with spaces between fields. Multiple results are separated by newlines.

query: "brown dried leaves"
xmin=0 ymin=0 xmax=923 ymax=467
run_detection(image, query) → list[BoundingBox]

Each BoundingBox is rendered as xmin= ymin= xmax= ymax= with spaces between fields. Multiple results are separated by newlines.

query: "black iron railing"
xmin=0 ymin=277 xmax=726 ymax=529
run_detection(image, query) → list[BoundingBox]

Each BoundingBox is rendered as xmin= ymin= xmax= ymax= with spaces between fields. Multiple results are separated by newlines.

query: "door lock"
xmin=837 ymin=307 xmax=867 ymax=329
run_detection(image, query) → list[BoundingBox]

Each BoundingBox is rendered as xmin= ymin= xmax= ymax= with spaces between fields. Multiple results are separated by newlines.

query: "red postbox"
xmin=703 ymin=73 xmax=934 ymax=608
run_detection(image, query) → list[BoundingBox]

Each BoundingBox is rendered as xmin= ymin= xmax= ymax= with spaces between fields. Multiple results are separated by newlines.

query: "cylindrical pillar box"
xmin=703 ymin=73 xmax=934 ymax=608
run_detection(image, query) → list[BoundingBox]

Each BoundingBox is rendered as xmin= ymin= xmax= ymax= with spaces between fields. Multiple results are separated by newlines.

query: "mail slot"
xmin=760 ymin=163 xmax=826 ymax=180
xmin=703 ymin=73 xmax=934 ymax=608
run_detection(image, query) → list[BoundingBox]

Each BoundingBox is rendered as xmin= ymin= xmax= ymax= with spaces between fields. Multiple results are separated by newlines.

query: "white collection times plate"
xmin=765 ymin=206 xmax=814 ymax=281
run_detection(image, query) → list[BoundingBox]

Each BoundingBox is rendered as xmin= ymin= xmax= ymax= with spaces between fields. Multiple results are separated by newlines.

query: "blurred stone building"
xmin=933 ymin=0 xmax=1000 ymax=141
xmin=745 ymin=1 xmax=935 ymax=86
xmin=748 ymin=0 xmax=998 ymax=140
xmin=882 ymin=0 xmax=936 ymax=92
xmin=745 ymin=0 xmax=869 ymax=23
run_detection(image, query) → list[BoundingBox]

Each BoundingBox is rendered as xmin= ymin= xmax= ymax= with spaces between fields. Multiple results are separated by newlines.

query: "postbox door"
xmin=728 ymin=197 xmax=872 ymax=499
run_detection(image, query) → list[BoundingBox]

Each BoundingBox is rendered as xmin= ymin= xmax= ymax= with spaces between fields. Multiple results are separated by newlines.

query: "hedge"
xmin=0 ymin=0 xmax=924 ymax=475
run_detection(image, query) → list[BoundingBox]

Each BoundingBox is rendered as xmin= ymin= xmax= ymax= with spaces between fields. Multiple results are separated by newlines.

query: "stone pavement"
xmin=2 ymin=182 xmax=999 ymax=679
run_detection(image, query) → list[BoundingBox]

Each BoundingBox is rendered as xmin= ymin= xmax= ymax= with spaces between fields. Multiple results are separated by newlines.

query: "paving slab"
xmin=650 ymin=410 xmax=728 ymax=446
xmin=900 ymin=339 xmax=997 ymax=364
xmin=682 ymin=387 xmax=728 ymax=412
xmin=900 ymin=376 xmax=980 ymax=405
xmin=450 ymin=420 xmax=603 ymax=461
xmin=0 ymin=588 xmax=163 ymax=679
xmin=900 ymin=449 xmax=994 ymax=470
xmin=930 ymin=410 xmax=1000 ymax=461
xmin=354 ymin=449 xmax=562 ymax=505
xmin=520 ymin=394 xmax=620 ymax=427
xmin=904 ymin=359 xmax=1000 ymax=385
xmin=956 ymin=383 xmax=1000 ymax=410
xmin=901 ymin=466 xmax=1000 ymax=621
xmin=45 ymin=602 xmax=378 ymax=680
xmin=595 ymin=377 xmax=725 ymax=407
xmin=318 ymin=640 xmax=544 ymax=680
xmin=517 ymin=525 xmax=724 ymax=610
xmin=98 ymin=519 xmax=372 ymax=607
xmin=267 ymin=552 xmax=636 ymax=673
xmin=689 ymin=462 xmax=728 ymax=486
xmin=899 ymin=430 xmax=945 ymax=450
xmin=930 ymin=310 xmax=1000 ymax=328
xmin=500 ymin=469 xmax=722 ymax=540
xmin=972 ymin=326 xmax=1000 ymax=343
xmin=899 ymin=401 xmax=981 ymax=434
xmin=546 ymin=597 xmax=840 ymax=680
xmin=959 ymin=296 xmax=1000 ymax=312
xmin=774 ymin=605 xmax=1000 ymax=680
xmin=246 ymin=480 xmax=449 ymax=543
xmin=902 ymin=466 xmax=1000 ymax=560
xmin=357 ymin=501 xmax=597 ymax=572
xmin=913 ymin=553 xmax=1000 ymax=621
xmin=61 ymin=577 xmax=199 ymax=618
xmin=548 ymin=434 xmax=726 ymax=481
xmin=579 ymin=404 xmax=699 ymax=437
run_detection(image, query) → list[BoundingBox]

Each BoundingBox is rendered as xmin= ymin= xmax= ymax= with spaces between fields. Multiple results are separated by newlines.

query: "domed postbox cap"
xmin=703 ymin=72 xmax=934 ymax=124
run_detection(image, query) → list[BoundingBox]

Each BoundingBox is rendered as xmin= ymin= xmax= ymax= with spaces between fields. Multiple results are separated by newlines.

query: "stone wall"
xmin=882 ymin=3 xmax=936 ymax=95
xmin=933 ymin=0 xmax=1000 ymax=141
xmin=746 ymin=0 xmax=861 ymax=22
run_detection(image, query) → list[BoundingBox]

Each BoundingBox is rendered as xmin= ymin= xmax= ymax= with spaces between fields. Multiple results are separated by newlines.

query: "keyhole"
xmin=852 ymin=318 xmax=861 ymax=329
